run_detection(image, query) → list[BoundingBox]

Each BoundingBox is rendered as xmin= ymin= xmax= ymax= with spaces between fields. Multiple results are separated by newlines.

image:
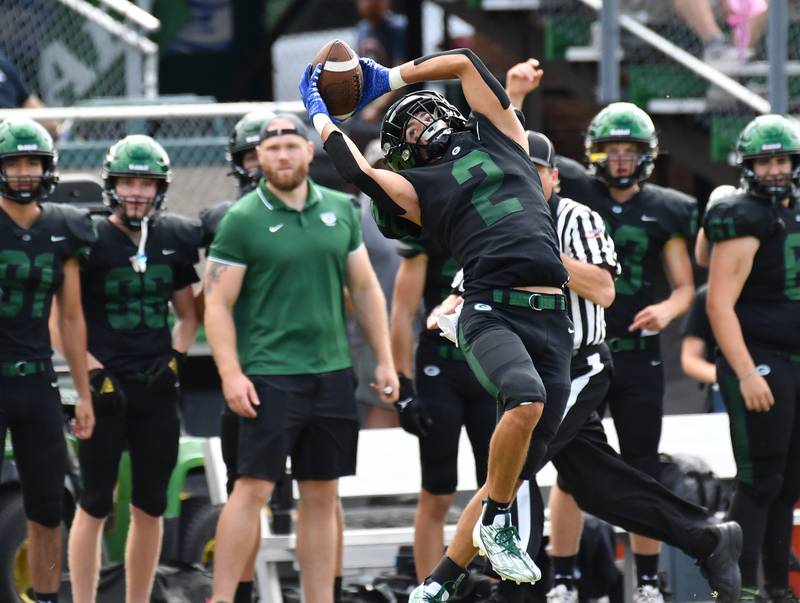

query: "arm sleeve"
xmin=568 ymin=206 xmax=621 ymax=276
xmin=208 ymin=211 xmax=248 ymax=266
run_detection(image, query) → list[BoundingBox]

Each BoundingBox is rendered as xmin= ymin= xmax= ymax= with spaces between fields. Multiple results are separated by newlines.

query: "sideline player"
xmin=706 ymin=114 xmax=800 ymax=603
xmin=1 ymin=116 xmax=95 ymax=603
xmin=65 ymin=135 xmax=201 ymax=603
xmin=558 ymin=102 xmax=697 ymax=601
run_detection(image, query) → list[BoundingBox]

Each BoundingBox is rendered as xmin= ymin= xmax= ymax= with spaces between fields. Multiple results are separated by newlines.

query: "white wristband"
xmin=312 ymin=113 xmax=333 ymax=136
xmin=389 ymin=67 xmax=407 ymax=90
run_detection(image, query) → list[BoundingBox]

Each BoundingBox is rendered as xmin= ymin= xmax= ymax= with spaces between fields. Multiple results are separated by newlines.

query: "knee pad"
xmin=498 ymin=365 xmax=546 ymax=408
xmin=26 ymin=496 xmax=64 ymax=528
xmin=132 ymin=491 xmax=168 ymax=518
xmin=739 ymin=474 xmax=784 ymax=505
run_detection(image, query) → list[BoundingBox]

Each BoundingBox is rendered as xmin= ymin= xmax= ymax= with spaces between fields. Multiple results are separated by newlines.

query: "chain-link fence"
xmin=0 ymin=0 xmax=156 ymax=106
xmin=0 ymin=102 xmax=305 ymax=218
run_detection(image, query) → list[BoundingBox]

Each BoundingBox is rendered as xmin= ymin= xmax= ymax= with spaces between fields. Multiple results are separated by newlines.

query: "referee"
xmin=488 ymin=129 xmax=741 ymax=603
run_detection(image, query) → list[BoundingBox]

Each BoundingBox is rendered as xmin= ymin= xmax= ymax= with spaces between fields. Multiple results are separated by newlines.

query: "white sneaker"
xmin=633 ymin=585 xmax=665 ymax=603
xmin=546 ymin=584 xmax=578 ymax=603
xmin=472 ymin=511 xmax=541 ymax=584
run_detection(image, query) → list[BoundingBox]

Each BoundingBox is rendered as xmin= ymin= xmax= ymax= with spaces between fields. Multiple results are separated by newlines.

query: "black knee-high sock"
xmin=34 ymin=593 xmax=58 ymax=603
xmin=762 ymin=497 xmax=794 ymax=590
xmin=551 ymin=555 xmax=577 ymax=589
xmin=429 ymin=556 xmax=469 ymax=595
xmin=634 ymin=553 xmax=660 ymax=587
xmin=728 ymin=485 xmax=771 ymax=588
xmin=483 ymin=498 xmax=512 ymax=525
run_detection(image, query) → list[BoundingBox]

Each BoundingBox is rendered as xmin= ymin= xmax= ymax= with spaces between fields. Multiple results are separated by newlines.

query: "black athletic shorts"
xmin=0 ymin=363 xmax=66 ymax=527
xmin=415 ymin=341 xmax=496 ymax=495
xmin=237 ymin=369 xmax=359 ymax=482
xmin=79 ymin=376 xmax=180 ymax=518
xmin=457 ymin=290 xmax=573 ymax=480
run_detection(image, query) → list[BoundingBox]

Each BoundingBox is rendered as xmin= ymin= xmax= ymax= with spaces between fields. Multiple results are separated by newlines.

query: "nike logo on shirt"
xmin=162 ymin=249 xmax=176 ymax=255
xmin=269 ymin=224 xmax=284 ymax=233
xmin=51 ymin=235 xmax=66 ymax=242
xmin=640 ymin=215 xmax=658 ymax=222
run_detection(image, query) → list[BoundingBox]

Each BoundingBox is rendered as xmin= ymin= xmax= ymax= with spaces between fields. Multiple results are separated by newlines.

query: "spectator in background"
xmin=0 ymin=49 xmax=58 ymax=135
xmin=0 ymin=50 xmax=44 ymax=109
xmin=681 ymin=285 xmax=725 ymax=413
xmin=350 ymin=139 xmax=401 ymax=428
xmin=353 ymin=0 xmax=407 ymax=124
xmin=672 ymin=0 xmax=768 ymax=68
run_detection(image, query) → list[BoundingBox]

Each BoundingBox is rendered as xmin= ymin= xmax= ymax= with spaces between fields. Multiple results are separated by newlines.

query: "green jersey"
xmin=208 ymin=178 xmax=362 ymax=375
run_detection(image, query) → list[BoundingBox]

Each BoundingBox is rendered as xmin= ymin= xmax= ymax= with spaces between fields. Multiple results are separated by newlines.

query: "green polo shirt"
xmin=208 ymin=178 xmax=362 ymax=375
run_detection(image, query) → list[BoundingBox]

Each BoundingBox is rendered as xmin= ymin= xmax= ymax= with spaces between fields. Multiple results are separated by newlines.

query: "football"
xmin=312 ymin=39 xmax=364 ymax=121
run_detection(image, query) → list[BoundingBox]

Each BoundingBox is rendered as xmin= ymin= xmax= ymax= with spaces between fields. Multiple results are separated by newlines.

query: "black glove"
xmin=146 ymin=350 xmax=186 ymax=394
xmin=89 ymin=368 xmax=126 ymax=418
xmin=394 ymin=373 xmax=432 ymax=438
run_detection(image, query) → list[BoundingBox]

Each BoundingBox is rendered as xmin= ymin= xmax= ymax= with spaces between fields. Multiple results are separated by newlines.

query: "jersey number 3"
xmin=451 ymin=151 xmax=523 ymax=226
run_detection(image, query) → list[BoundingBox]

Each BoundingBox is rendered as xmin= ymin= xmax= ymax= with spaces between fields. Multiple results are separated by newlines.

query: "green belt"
xmin=490 ymin=289 xmax=567 ymax=311
xmin=0 ymin=360 xmax=49 ymax=377
xmin=606 ymin=335 xmax=658 ymax=353
xmin=438 ymin=343 xmax=466 ymax=362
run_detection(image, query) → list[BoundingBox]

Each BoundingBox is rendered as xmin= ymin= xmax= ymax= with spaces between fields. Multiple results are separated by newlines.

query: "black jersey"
xmin=397 ymin=237 xmax=460 ymax=348
xmin=0 ymin=203 xmax=95 ymax=362
xmin=557 ymin=156 xmax=697 ymax=338
xmin=704 ymin=193 xmax=800 ymax=351
xmin=81 ymin=213 xmax=202 ymax=374
xmin=399 ymin=113 xmax=567 ymax=294
xmin=199 ymin=200 xmax=234 ymax=250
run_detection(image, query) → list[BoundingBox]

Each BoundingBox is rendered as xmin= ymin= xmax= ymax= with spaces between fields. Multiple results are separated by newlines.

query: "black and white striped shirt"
xmin=554 ymin=194 xmax=620 ymax=349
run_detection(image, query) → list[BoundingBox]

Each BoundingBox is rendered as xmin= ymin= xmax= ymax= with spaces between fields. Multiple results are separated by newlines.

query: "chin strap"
xmin=129 ymin=215 xmax=150 ymax=273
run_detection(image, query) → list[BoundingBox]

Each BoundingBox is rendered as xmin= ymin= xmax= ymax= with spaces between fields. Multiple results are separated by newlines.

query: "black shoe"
xmin=697 ymin=521 xmax=743 ymax=602
xmin=765 ymin=587 xmax=800 ymax=603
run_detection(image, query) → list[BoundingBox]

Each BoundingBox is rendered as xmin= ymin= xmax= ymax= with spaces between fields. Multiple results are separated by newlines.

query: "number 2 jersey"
xmin=557 ymin=156 xmax=697 ymax=338
xmin=397 ymin=113 xmax=567 ymax=294
xmin=704 ymin=192 xmax=800 ymax=351
xmin=0 ymin=203 xmax=95 ymax=361
xmin=81 ymin=214 xmax=202 ymax=374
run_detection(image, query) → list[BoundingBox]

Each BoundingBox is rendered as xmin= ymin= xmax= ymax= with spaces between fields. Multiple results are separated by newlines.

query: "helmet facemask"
xmin=106 ymin=176 xmax=168 ymax=231
xmin=587 ymin=142 xmax=655 ymax=190
xmin=381 ymin=91 xmax=467 ymax=171
xmin=740 ymin=154 xmax=800 ymax=203
xmin=0 ymin=153 xmax=58 ymax=204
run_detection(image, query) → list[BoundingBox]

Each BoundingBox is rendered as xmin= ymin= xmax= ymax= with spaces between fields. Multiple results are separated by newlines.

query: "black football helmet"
xmin=380 ymin=90 xmax=467 ymax=171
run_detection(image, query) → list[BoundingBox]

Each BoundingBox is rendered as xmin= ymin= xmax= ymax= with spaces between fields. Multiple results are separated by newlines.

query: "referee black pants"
xmin=513 ymin=344 xmax=713 ymax=560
